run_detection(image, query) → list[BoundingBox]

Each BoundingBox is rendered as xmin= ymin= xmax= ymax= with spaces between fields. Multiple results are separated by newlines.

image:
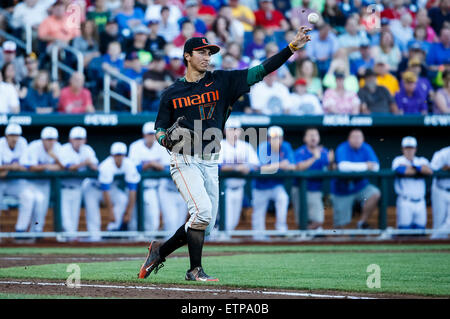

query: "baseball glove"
xmin=164 ymin=116 xmax=199 ymax=152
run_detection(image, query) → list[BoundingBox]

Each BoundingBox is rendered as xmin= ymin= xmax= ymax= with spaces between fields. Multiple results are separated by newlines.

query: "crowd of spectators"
xmin=0 ymin=0 xmax=449 ymax=115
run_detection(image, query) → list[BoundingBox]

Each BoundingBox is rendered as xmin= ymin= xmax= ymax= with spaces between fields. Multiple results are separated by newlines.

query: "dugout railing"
xmin=1 ymin=170 xmax=449 ymax=240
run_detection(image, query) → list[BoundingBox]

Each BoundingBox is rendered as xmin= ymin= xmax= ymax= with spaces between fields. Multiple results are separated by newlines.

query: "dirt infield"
xmin=0 ymin=279 xmax=437 ymax=299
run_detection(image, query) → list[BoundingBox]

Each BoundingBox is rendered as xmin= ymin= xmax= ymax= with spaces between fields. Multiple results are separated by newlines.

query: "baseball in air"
xmin=308 ymin=13 xmax=319 ymax=24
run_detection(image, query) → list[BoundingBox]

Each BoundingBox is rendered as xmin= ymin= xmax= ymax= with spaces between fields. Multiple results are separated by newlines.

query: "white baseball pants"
xmin=252 ymin=185 xmax=289 ymax=239
xmin=225 ymin=186 xmax=244 ymax=231
xmin=159 ymin=179 xmax=187 ymax=233
xmin=431 ymin=184 xmax=450 ymax=239
xmin=169 ymin=153 xmax=219 ymax=236
xmin=15 ymin=180 xmax=50 ymax=232
xmin=61 ymin=187 xmax=82 ymax=233
xmin=1 ymin=180 xmax=34 ymax=231
xmin=396 ymin=196 xmax=426 ymax=229
xmin=82 ymin=179 xmax=128 ymax=233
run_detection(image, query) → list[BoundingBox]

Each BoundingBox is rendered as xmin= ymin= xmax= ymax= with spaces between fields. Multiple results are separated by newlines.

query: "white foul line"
xmin=0 ymin=280 xmax=376 ymax=299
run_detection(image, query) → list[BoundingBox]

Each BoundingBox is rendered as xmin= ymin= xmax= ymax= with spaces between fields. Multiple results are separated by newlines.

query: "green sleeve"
xmin=247 ymin=64 xmax=267 ymax=86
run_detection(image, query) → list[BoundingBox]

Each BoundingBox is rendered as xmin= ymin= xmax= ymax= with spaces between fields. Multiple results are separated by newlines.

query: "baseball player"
xmin=18 ymin=126 xmax=63 ymax=233
xmin=332 ymin=129 xmax=381 ymax=229
xmin=83 ymin=142 xmax=141 ymax=236
xmin=128 ymin=122 xmax=166 ymax=232
xmin=293 ymin=128 xmax=334 ymax=230
xmin=252 ymin=126 xmax=295 ymax=240
xmin=58 ymin=126 xmax=98 ymax=234
xmin=392 ymin=137 xmax=432 ymax=229
xmin=0 ymin=124 xmax=29 ymax=224
xmin=138 ymin=27 xmax=312 ymax=281
xmin=430 ymin=145 xmax=450 ymax=239
xmin=218 ymin=118 xmax=259 ymax=233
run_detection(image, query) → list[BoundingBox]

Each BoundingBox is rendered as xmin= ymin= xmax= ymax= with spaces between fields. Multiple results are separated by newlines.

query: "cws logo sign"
xmin=172 ymin=90 xmax=219 ymax=120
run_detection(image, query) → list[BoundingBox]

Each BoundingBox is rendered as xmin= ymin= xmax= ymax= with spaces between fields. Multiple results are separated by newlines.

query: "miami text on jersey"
xmin=172 ymin=90 xmax=219 ymax=109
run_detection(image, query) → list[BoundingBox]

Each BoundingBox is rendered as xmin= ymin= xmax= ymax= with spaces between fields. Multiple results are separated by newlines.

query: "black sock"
xmin=159 ymin=225 xmax=187 ymax=260
xmin=187 ymin=227 xmax=205 ymax=271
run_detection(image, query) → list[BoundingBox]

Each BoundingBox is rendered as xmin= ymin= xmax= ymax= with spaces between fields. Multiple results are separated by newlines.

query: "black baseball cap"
xmin=183 ymin=37 xmax=220 ymax=55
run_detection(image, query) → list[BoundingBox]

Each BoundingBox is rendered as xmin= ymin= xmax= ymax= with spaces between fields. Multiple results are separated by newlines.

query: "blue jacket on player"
xmin=294 ymin=145 xmax=330 ymax=191
xmin=255 ymin=141 xmax=295 ymax=190
xmin=332 ymin=141 xmax=379 ymax=196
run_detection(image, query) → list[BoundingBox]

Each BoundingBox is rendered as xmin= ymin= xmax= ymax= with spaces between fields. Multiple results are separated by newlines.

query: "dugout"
xmin=1 ymin=113 xmax=449 ymax=210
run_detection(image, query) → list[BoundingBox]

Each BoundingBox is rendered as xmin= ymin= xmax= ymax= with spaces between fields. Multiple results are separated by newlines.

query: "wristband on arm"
xmin=289 ymin=42 xmax=300 ymax=51
xmin=157 ymin=134 xmax=166 ymax=146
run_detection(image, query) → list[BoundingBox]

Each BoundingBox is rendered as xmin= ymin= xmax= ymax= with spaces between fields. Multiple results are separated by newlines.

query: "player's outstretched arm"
xmin=247 ymin=26 xmax=312 ymax=86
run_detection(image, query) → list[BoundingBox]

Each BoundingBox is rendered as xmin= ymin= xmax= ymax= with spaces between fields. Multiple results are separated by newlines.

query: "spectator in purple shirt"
xmin=287 ymin=0 xmax=317 ymax=30
xmin=401 ymin=57 xmax=434 ymax=103
xmin=395 ymin=71 xmax=428 ymax=115
xmin=244 ymin=26 xmax=266 ymax=60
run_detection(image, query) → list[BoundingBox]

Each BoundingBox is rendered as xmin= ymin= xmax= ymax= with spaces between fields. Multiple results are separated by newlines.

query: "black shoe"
xmin=357 ymin=221 xmax=371 ymax=229
xmin=185 ymin=266 xmax=219 ymax=282
xmin=138 ymin=241 xmax=165 ymax=279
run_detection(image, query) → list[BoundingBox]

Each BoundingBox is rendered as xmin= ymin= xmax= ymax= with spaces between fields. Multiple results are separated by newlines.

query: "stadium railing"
xmin=103 ymin=68 xmax=139 ymax=114
xmin=0 ymin=9 xmax=33 ymax=54
xmin=51 ymin=44 xmax=84 ymax=81
xmin=0 ymin=170 xmax=449 ymax=240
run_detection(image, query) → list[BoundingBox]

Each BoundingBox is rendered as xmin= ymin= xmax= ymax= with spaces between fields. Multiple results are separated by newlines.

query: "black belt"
xmin=436 ymin=184 xmax=450 ymax=192
xmin=62 ymin=185 xmax=78 ymax=189
xmin=229 ymin=186 xmax=242 ymax=191
xmin=401 ymin=196 xmax=423 ymax=203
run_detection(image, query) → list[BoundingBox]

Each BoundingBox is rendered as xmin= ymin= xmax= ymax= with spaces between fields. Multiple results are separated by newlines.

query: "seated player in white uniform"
xmin=83 ymin=142 xmax=141 ymax=235
xmin=218 ymin=118 xmax=259 ymax=233
xmin=19 ymin=126 xmax=63 ymax=233
xmin=252 ymin=126 xmax=296 ymax=240
xmin=159 ymin=145 xmax=188 ymax=236
xmin=58 ymin=126 xmax=98 ymax=235
xmin=0 ymin=124 xmax=29 ymax=224
xmin=392 ymin=136 xmax=433 ymax=230
xmin=128 ymin=122 xmax=166 ymax=232
xmin=430 ymin=145 xmax=450 ymax=239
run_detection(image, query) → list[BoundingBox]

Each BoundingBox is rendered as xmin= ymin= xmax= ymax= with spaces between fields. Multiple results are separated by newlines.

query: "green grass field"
xmin=0 ymin=244 xmax=449 ymax=298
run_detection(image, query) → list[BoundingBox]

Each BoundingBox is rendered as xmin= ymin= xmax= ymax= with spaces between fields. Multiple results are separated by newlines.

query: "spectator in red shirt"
xmin=381 ymin=0 xmax=415 ymax=21
xmin=58 ymin=72 xmax=95 ymax=114
xmin=173 ymin=20 xmax=203 ymax=47
xmin=254 ymin=0 xmax=289 ymax=31
xmin=197 ymin=1 xmax=217 ymax=29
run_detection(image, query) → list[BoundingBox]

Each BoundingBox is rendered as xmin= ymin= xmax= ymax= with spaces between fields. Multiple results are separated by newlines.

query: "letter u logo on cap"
xmin=202 ymin=38 xmax=207 ymax=44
